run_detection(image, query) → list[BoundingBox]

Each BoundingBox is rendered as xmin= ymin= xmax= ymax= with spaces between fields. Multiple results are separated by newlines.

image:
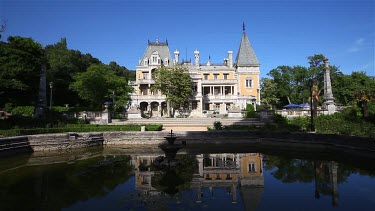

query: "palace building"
xmin=129 ymin=24 xmax=260 ymax=118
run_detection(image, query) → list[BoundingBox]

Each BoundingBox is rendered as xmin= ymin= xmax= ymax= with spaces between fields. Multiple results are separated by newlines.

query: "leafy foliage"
xmin=0 ymin=124 xmax=163 ymax=137
xmin=70 ymin=64 xmax=133 ymax=109
xmin=213 ymin=121 xmax=222 ymax=130
xmin=151 ymin=66 xmax=193 ymax=116
xmin=0 ymin=36 xmax=45 ymax=106
xmin=263 ymin=54 xmax=341 ymax=109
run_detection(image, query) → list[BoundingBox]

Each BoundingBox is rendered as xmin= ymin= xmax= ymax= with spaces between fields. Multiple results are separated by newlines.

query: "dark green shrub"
xmin=245 ymin=111 xmax=259 ymax=118
xmin=213 ymin=121 xmax=222 ymax=130
xmin=52 ymin=106 xmax=71 ymax=112
xmin=287 ymin=116 xmax=310 ymax=131
xmin=0 ymin=124 xmax=163 ymax=137
xmin=11 ymin=106 xmax=35 ymax=117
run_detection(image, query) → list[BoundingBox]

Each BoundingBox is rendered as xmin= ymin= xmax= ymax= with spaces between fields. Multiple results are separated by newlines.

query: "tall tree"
xmin=263 ymin=54 xmax=341 ymax=109
xmin=151 ymin=66 xmax=193 ymax=117
xmin=260 ymin=78 xmax=279 ymax=109
xmin=0 ymin=36 xmax=45 ymax=106
xmin=45 ymin=38 xmax=103 ymax=107
xmin=70 ymin=64 xmax=133 ymax=109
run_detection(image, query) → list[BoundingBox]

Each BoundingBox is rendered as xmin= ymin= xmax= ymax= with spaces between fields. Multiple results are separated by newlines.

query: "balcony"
xmin=202 ymin=79 xmax=237 ymax=85
xmin=132 ymin=94 xmax=167 ymax=101
xmin=138 ymin=79 xmax=155 ymax=84
xmin=203 ymin=95 xmax=238 ymax=100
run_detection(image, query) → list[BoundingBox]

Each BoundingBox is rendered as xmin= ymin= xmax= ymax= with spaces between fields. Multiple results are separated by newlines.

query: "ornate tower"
xmin=235 ymin=22 xmax=261 ymax=106
xmin=322 ymin=58 xmax=336 ymax=114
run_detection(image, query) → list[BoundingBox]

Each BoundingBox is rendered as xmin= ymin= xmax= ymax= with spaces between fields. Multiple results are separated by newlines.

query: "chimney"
xmin=228 ymin=51 xmax=233 ymax=67
xmin=194 ymin=49 xmax=200 ymax=66
xmin=174 ymin=49 xmax=179 ymax=65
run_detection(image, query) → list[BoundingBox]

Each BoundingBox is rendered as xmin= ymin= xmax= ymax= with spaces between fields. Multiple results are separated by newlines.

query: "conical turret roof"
xmin=235 ymin=26 xmax=259 ymax=67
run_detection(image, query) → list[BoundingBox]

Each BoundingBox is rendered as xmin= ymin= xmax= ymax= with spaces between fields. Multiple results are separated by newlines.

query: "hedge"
xmin=0 ymin=124 xmax=163 ymax=137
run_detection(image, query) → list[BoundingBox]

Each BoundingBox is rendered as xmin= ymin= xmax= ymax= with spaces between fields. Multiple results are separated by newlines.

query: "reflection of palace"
xmin=131 ymin=153 xmax=264 ymax=209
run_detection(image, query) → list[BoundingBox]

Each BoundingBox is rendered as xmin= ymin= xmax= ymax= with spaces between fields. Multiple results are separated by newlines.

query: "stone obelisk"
xmin=322 ymin=58 xmax=336 ymax=114
xmin=35 ymin=64 xmax=47 ymax=118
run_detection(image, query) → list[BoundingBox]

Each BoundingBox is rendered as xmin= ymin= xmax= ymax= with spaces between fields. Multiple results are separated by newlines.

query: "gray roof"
xmin=235 ymin=32 xmax=259 ymax=67
xmin=140 ymin=41 xmax=173 ymax=65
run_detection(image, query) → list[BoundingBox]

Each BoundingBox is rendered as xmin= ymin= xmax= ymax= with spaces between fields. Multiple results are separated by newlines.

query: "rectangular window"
xmin=214 ymin=74 xmax=219 ymax=79
xmin=204 ymin=74 xmax=209 ymax=80
xmin=152 ymin=56 xmax=157 ymax=63
xmin=248 ymin=163 xmax=256 ymax=173
xmin=245 ymin=79 xmax=253 ymax=88
xmin=224 ymin=74 xmax=228 ymax=80
xmin=143 ymin=72 xmax=149 ymax=79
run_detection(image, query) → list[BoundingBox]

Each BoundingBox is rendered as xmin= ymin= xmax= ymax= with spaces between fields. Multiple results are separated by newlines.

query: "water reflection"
xmin=0 ymin=148 xmax=374 ymax=210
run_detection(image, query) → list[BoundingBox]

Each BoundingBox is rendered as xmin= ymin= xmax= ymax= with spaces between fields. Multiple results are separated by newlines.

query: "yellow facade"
xmin=238 ymin=74 xmax=259 ymax=98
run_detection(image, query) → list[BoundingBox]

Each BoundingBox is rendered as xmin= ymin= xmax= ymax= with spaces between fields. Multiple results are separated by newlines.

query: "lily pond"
xmin=0 ymin=146 xmax=374 ymax=211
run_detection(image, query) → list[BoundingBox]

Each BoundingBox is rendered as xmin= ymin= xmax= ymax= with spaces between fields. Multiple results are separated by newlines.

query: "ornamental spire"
xmin=243 ymin=22 xmax=245 ymax=32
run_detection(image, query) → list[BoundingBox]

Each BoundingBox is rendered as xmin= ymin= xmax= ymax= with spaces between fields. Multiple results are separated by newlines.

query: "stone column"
xmin=35 ymin=64 xmax=47 ymax=118
xmin=323 ymin=58 xmax=336 ymax=114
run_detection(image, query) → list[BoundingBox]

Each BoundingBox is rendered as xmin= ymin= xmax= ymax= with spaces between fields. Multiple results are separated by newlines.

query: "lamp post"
xmin=49 ymin=82 xmax=53 ymax=110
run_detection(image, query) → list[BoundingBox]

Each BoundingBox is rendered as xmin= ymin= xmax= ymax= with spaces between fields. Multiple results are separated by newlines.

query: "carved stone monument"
xmin=35 ymin=64 xmax=47 ymax=118
xmin=322 ymin=58 xmax=336 ymax=114
xmin=100 ymin=104 xmax=111 ymax=124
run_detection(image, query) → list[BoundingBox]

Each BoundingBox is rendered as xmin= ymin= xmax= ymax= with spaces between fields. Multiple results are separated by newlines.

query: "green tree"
xmin=70 ymin=64 xmax=133 ymax=109
xmin=151 ymin=66 xmax=193 ymax=117
xmin=260 ymin=78 xmax=279 ymax=109
xmin=0 ymin=36 xmax=45 ymax=106
xmin=264 ymin=54 xmax=341 ymax=110
xmin=45 ymin=38 xmax=102 ymax=107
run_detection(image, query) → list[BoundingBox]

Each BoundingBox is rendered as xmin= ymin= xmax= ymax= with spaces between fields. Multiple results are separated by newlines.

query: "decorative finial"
xmin=243 ymin=22 xmax=245 ymax=32
xmin=156 ymin=38 xmax=159 ymax=44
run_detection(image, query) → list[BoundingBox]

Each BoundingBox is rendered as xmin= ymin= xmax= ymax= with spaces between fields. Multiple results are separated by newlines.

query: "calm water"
xmin=0 ymin=146 xmax=374 ymax=211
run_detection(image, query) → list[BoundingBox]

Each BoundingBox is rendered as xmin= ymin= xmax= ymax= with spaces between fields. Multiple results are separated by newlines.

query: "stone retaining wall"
xmin=1 ymin=131 xmax=374 ymax=158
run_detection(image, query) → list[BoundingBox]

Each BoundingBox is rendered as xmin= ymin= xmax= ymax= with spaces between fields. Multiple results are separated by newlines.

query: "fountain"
xmin=155 ymin=130 xmax=184 ymax=167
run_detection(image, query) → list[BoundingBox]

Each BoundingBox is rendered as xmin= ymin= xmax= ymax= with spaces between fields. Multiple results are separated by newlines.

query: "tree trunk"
xmin=362 ymin=101 xmax=369 ymax=117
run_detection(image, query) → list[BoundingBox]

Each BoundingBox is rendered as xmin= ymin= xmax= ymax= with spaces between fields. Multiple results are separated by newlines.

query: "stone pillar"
xmin=323 ymin=58 xmax=336 ymax=114
xmin=35 ymin=64 xmax=47 ymax=118
xmin=101 ymin=105 xmax=111 ymax=124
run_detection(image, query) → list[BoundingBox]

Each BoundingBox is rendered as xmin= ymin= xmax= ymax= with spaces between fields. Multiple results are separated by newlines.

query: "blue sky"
xmin=1 ymin=0 xmax=374 ymax=78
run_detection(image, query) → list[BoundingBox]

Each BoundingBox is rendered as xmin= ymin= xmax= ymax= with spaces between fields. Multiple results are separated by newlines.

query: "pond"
xmin=0 ymin=146 xmax=374 ymax=211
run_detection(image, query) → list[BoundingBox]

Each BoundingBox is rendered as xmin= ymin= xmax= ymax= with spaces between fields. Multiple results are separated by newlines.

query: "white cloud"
xmin=348 ymin=38 xmax=365 ymax=53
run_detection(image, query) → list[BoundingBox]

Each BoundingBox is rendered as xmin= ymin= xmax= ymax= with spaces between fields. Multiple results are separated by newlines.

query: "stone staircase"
xmin=0 ymin=136 xmax=33 ymax=156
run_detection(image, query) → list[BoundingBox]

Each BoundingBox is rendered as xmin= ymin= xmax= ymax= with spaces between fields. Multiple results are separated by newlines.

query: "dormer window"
xmin=144 ymin=58 xmax=148 ymax=66
xmin=150 ymin=52 xmax=160 ymax=65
